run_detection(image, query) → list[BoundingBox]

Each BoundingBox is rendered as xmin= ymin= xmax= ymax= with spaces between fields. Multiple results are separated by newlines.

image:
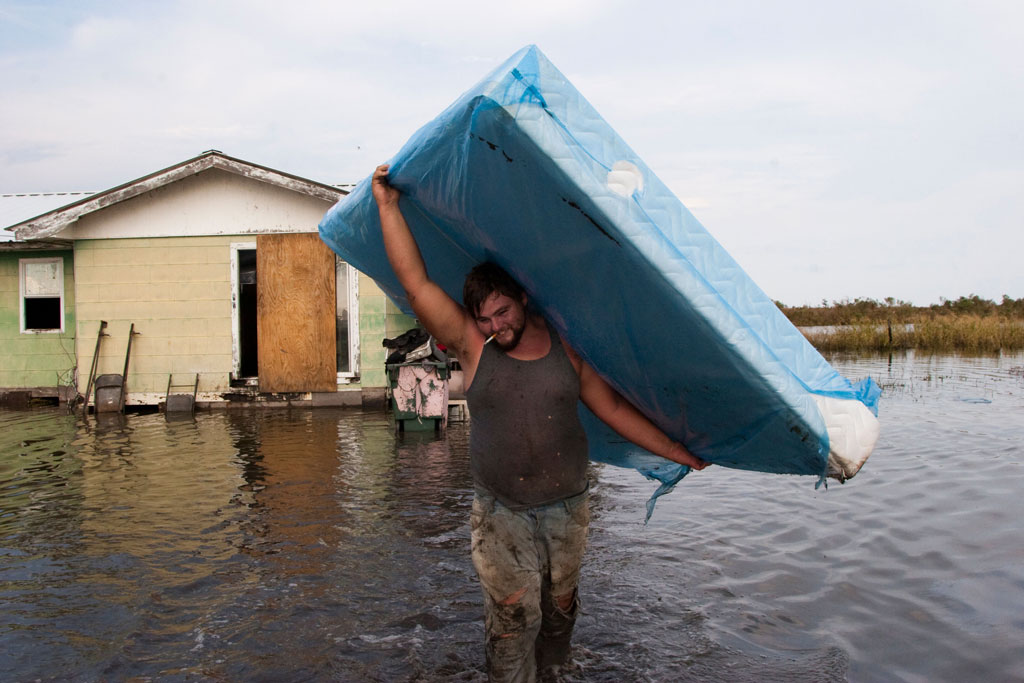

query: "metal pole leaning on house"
xmin=119 ymin=324 xmax=139 ymax=413
xmin=81 ymin=320 xmax=108 ymax=416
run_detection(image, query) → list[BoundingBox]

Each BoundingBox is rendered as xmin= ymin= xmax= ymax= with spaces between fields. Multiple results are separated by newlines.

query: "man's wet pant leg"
xmin=471 ymin=489 xmax=590 ymax=682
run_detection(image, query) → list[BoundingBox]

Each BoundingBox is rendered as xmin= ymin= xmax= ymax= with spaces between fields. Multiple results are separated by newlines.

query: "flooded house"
xmin=1 ymin=150 xmax=414 ymax=409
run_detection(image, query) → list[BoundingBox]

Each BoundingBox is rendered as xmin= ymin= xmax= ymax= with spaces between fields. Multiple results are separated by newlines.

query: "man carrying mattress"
xmin=371 ymin=164 xmax=709 ymax=682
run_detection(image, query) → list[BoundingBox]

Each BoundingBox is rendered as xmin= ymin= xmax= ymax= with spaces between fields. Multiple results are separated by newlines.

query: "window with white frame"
xmin=336 ymin=258 xmax=360 ymax=379
xmin=20 ymin=257 xmax=64 ymax=333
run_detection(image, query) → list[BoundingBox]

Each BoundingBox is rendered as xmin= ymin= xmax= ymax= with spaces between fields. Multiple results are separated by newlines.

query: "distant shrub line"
xmin=776 ymin=295 xmax=1024 ymax=352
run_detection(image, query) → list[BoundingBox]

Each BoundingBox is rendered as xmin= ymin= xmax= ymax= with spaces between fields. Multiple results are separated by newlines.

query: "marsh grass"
xmin=802 ymin=316 xmax=1024 ymax=353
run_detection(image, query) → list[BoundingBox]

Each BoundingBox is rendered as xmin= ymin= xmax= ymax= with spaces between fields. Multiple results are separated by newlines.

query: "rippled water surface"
xmin=2 ymin=351 xmax=1022 ymax=682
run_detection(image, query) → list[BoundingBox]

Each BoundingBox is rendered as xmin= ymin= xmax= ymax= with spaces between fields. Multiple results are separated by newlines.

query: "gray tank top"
xmin=466 ymin=320 xmax=589 ymax=509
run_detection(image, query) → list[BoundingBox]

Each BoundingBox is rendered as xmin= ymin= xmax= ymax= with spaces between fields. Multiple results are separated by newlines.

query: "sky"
xmin=2 ymin=0 xmax=1021 ymax=307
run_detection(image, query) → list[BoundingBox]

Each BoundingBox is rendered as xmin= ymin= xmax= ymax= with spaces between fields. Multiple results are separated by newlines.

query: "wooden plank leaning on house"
xmin=256 ymin=233 xmax=337 ymax=393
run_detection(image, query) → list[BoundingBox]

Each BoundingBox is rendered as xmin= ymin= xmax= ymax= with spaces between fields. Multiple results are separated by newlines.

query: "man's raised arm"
xmin=372 ymin=165 xmax=479 ymax=355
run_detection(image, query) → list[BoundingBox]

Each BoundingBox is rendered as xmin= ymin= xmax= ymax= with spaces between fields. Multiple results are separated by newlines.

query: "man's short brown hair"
xmin=463 ymin=262 xmax=525 ymax=317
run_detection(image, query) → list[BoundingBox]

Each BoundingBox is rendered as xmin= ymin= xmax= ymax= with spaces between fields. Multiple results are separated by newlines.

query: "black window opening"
xmin=25 ymin=297 xmax=62 ymax=330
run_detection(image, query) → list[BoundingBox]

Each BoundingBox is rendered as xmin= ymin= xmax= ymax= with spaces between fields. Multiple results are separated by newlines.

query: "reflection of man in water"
xmin=371 ymin=164 xmax=709 ymax=681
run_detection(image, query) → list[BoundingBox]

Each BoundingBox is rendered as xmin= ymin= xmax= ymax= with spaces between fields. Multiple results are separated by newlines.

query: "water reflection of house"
xmin=1 ymin=151 xmax=414 ymax=408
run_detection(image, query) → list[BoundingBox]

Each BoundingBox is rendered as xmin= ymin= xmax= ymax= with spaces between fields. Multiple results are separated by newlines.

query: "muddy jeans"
xmin=470 ymin=486 xmax=591 ymax=683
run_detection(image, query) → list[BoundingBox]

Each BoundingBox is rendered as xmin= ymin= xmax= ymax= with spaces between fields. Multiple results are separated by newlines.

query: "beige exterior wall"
xmin=73 ymin=235 xmax=412 ymax=406
xmin=74 ymin=236 xmax=236 ymax=403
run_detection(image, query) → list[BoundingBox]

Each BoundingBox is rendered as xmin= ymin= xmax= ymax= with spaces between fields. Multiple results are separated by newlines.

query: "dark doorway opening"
xmin=238 ymin=249 xmax=258 ymax=378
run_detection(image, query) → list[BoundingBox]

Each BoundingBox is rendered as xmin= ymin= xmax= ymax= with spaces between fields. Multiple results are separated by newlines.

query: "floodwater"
xmin=1 ymin=352 xmax=1022 ymax=682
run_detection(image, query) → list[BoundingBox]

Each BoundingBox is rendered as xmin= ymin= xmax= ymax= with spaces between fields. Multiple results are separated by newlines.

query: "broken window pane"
xmin=24 ymin=260 xmax=60 ymax=296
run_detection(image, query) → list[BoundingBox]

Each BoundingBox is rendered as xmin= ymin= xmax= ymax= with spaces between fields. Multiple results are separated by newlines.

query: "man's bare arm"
xmin=372 ymin=165 xmax=480 ymax=356
xmin=567 ymin=342 xmax=709 ymax=470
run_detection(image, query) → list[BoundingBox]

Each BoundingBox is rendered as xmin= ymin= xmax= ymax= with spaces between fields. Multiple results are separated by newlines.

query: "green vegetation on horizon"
xmin=776 ymin=295 xmax=1024 ymax=353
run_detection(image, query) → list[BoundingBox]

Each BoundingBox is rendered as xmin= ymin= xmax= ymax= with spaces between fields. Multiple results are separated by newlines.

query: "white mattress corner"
xmin=812 ymin=394 xmax=881 ymax=482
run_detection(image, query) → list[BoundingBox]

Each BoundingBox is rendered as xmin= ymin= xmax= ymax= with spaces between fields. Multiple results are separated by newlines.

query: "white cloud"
xmin=69 ymin=16 xmax=133 ymax=49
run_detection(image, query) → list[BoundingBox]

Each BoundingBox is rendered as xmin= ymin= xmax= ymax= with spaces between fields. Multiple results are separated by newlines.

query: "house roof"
xmin=7 ymin=150 xmax=348 ymax=241
xmin=0 ymin=192 xmax=94 ymax=241
xmin=0 ymin=236 xmax=73 ymax=251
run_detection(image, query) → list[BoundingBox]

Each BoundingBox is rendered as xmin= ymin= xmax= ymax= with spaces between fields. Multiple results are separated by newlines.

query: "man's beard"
xmin=494 ymin=320 xmax=526 ymax=351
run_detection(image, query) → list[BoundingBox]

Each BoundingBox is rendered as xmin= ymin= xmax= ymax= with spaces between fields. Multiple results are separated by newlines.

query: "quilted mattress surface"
xmin=319 ymin=45 xmax=880 ymax=509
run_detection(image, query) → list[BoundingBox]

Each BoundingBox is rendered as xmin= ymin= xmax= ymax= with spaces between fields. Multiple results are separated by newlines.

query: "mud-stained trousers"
xmin=470 ymin=486 xmax=591 ymax=683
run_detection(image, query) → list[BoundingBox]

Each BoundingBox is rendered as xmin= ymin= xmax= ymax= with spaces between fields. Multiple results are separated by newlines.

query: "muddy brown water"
xmin=2 ymin=351 xmax=1023 ymax=681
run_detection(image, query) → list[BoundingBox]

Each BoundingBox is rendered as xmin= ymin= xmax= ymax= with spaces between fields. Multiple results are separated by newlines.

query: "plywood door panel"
xmin=257 ymin=233 xmax=337 ymax=392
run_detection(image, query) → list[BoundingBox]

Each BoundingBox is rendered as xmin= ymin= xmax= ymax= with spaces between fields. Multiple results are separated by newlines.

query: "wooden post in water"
xmin=119 ymin=324 xmax=138 ymax=413
xmin=81 ymin=320 xmax=108 ymax=415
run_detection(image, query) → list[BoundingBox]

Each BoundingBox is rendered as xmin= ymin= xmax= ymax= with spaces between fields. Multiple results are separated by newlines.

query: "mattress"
xmin=319 ymin=45 xmax=880 ymax=514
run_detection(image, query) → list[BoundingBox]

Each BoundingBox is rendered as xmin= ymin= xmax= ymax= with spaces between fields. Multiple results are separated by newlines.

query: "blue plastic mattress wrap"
xmin=319 ymin=45 xmax=881 ymax=516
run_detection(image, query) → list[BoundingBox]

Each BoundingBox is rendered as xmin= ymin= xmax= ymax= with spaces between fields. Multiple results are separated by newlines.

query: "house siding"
xmin=355 ymin=272 xmax=417 ymax=390
xmin=72 ymin=236 xmax=412 ymax=405
xmin=74 ymin=236 xmax=235 ymax=403
xmin=0 ymin=250 xmax=76 ymax=395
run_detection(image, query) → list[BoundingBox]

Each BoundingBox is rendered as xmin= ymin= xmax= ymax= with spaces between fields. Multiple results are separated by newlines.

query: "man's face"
xmin=474 ymin=291 xmax=527 ymax=351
